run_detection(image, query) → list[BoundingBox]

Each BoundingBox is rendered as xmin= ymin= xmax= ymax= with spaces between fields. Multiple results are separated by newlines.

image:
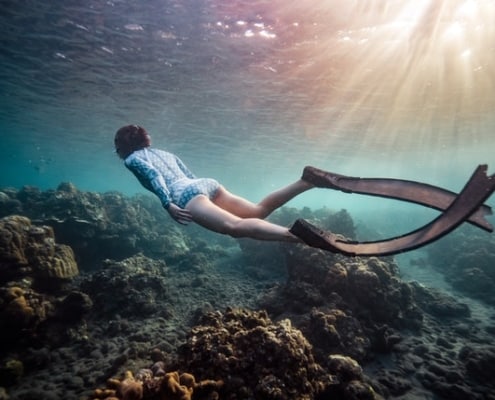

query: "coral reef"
xmin=426 ymin=225 xmax=495 ymax=305
xmin=260 ymin=244 xmax=422 ymax=362
xmin=0 ymin=215 xmax=78 ymax=286
xmin=307 ymin=308 xmax=371 ymax=361
xmin=0 ymin=185 xmax=232 ymax=270
xmin=321 ymin=208 xmax=357 ymax=239
xmin=78 ymin=254 xmax=169 ymax=318
xmin=1 ymin=184 xmax=495 ymax=400
xmin=0 ymin=285 xmax=50 ymax=338
xmin=179 ymin=307 xmax=379 ymax=400
xmin=0 ymin=215 xmax=90 ymax=358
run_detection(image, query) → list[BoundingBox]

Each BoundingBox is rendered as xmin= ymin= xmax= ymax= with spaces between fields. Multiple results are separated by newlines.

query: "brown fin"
xmin=292 ymin=165 xmax=495 ymax=256
xmin=302 ymin=165 xmax=493 ymax=232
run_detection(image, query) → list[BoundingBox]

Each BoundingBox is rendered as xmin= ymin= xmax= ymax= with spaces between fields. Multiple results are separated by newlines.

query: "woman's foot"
xmin=301 ymin=166 xmax=346 ymax=190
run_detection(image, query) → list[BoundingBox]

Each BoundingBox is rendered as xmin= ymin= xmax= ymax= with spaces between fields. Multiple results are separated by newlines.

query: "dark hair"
xmin=114 ymin=125 xmax=151 ymax=158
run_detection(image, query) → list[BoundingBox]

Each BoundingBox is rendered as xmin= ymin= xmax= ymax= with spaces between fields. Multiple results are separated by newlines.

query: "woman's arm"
xmin=125 ymin=157 xmax=173 ymax=209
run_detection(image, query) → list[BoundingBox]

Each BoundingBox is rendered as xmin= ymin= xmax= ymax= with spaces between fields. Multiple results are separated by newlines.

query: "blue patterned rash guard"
xmin=124 ymin=148 xmax=221 ymax=209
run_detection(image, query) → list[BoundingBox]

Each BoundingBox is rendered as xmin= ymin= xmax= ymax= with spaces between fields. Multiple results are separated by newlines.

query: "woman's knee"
xmin=221 ymin=219 xmax=269 ymax=239
xmin=254 ymin=204 xmax=271 ymax=219
xmin=212 ymin=218 xmax=252 ymax=238
xmin=218 ymin=220 xmax=245 ymax=238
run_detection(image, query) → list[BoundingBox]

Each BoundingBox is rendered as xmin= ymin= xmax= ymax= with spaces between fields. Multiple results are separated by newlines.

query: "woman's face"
xmin=114 ymin=136 xmax=127 ymax=159
xmin=114 ymin=146 xmax=126 ymax=159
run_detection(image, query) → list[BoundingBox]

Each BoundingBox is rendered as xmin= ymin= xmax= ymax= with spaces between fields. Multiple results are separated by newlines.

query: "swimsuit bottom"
xmin=170 ymin=178 xmax=221 ymax=208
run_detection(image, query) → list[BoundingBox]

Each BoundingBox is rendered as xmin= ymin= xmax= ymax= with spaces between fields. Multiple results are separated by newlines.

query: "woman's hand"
xmin=166 ymin=203 xmax=193 ymax=225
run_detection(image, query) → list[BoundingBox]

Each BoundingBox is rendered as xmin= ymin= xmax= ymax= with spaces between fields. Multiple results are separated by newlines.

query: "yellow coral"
xmin=91 ymin=371 xmax=143 ymax=400
xmin=178 ymin=373 xmax=195 ymax=389
xmin=5 ymin=292 xmax=35 ymax=325
xmin=160 ymin=371 xmax=223 ymax=400
xmin=161 ymin=371 xmax=193 ymax=400
xmin=118 ymin=371 xmax=143 ymax=400
xmin=91 ymin=387 xmax=118 ymax=399
xmin=5 ymin=286 xmax=25 ymax=301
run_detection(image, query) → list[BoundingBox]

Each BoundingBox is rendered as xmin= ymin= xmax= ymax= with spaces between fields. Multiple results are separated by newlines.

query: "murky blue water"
xmin=1 ymin=0 xmax=494 ymax=231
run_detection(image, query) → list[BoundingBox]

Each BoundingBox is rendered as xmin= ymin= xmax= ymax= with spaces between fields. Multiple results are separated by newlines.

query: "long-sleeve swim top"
xmin=124 ymin=147 xmax=196 ymax=209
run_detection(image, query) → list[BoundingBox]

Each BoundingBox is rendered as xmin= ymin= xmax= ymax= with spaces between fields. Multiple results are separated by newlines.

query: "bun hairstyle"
xmin=114 ymin=125 xmax=151 ymax=158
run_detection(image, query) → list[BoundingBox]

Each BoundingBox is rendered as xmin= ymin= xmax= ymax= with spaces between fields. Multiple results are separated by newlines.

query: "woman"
xmin=114 ymin=125 xmax=317 ymax=243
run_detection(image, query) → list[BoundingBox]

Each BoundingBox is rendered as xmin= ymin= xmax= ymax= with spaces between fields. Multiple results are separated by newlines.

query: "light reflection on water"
xmin=0 ymin=0 xmax=493 ymax=213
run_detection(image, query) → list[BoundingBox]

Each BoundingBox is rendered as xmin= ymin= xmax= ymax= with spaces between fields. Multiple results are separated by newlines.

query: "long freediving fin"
xmin=302 ymin=166 xmax=493 ymax=232
xmin=291 ymin=164 xmax=495 ymax=257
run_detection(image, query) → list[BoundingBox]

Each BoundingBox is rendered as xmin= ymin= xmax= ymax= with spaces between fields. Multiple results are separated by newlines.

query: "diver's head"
xmin=114 ymin=125 xmax=151 ymax=159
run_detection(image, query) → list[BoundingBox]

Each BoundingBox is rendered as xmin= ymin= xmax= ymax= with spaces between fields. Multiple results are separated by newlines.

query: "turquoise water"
xmin=1 ymin=0 xmax=494 ymax=229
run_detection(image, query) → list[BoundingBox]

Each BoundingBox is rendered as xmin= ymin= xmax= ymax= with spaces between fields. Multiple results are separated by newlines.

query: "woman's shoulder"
xmin=123 ymin=148 xmax=147 ymax=165
xmin=126 ymin=147 xmax=175 ymax=163
xmin=148 ymin=147 xmax=176 ymax=159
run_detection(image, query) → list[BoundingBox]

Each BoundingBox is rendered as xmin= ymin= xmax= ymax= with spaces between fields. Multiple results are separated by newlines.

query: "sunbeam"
xmin=210 ymin=0 xmax=495 ymax=157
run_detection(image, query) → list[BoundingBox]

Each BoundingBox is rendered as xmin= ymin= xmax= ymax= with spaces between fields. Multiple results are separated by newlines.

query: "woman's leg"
xmin=213 ymin=179 xmax=313 ymax=219
xmin=186 ymin=195 xmax=300 ymax=242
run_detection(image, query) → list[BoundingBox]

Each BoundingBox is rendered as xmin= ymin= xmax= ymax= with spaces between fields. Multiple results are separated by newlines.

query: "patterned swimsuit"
xmin=124 ymin=148 xmax=221 ymax=209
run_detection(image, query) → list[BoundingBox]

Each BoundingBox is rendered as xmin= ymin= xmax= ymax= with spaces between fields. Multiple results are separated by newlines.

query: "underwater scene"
xmin=1 ymin=0 xmax=495 ymax=399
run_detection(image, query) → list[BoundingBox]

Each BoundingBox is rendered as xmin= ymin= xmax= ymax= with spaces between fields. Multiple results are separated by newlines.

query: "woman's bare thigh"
xmin=185 ymin=194 xmax=241 ymax=234
xmin=185 ymin=194 xmax=294 ymax=241
xmin=211 ymin=187 xmax=261 ymax=218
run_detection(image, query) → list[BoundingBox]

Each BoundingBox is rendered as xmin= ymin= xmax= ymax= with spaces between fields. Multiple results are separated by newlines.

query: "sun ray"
xmin=206 ymin=0 xmax=494 ymax=168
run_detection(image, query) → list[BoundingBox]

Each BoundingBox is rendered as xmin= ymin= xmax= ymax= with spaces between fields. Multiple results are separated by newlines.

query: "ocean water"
xmin=2 ymin=3 xmax=495 ymax=398
xmin=1 ymin=0 xmax=494 ymax=233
